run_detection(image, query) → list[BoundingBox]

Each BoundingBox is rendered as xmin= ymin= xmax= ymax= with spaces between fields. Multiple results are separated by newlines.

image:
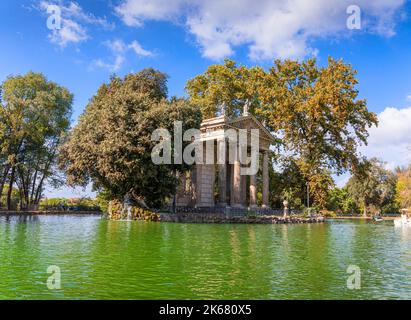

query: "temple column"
xmin=262 ymin=151 xmax=270 ymax=208
xmin=180 ymin=172 xmax=186 ymax=193
xmin=239 ymin=143 xmax=247 ymax=206
xmin=194 ymin=164 xmax=202 ymax=207
xmin=194 ymin=142 xmax=215 ymax=207
xmin=231 ymin=144 xmax=243 ymax=207
xmin=190 ymin=168 xmax=197 ymax=206
xmin=249 ymin=174 xmax=257 ymax=208
xmin=217 ymin=139 xmax=227 ymax=206
xmin=241 ymin=174 xmax=247 ymax=206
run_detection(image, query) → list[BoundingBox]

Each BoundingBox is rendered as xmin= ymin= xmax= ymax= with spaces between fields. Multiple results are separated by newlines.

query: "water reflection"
xmin=0 ymin=215 xmax=410 ymax=299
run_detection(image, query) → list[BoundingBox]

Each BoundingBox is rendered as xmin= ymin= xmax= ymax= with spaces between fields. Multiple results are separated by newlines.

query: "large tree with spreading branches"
xmin=59 ymin=69 xmax=202 ymax=208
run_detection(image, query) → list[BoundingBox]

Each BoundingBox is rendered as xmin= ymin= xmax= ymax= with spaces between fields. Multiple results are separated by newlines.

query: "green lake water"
xmin=0 ymin=214 xmax=410 ymax=299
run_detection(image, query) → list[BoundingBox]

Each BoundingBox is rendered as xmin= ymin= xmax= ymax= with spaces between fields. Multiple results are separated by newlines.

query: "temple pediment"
xmin=199 ymin=112 xmax=275 ymax=151
xmin=228 ymin=114 xmax=275 ymax=143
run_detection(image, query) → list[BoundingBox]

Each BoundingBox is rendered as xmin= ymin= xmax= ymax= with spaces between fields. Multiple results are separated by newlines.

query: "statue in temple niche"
xmin=219 ymin=101 xmax=227 ymax=117
xmin=243 ymin=99 xmax=250 ymax=116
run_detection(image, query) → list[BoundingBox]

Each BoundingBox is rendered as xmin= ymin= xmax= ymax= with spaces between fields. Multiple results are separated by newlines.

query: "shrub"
xmin=107 ymin=200 xmax=160 ymax=222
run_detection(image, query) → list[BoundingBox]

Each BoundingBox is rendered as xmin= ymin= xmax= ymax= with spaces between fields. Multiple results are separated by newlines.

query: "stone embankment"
xmin=160 ymin=212 xmax=325 ymax=224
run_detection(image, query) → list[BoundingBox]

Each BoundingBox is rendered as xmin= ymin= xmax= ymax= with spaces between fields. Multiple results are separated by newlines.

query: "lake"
xmin=0 ymin=214 xmax=410 ymax=299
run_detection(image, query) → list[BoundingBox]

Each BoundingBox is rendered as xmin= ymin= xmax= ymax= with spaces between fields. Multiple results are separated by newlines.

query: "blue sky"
xmin=1 ymin=0 xmax=411 ymax=197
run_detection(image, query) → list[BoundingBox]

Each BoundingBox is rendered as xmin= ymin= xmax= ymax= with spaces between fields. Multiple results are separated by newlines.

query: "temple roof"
xmin=228 ymin=114 xmax=275 ymax=143
xmin=200 ymin=113 xmax=275 ymax=143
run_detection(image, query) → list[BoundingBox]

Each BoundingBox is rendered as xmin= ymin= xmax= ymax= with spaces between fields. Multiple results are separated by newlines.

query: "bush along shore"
xmin=107 ymin=200 xmax=161 ymax=221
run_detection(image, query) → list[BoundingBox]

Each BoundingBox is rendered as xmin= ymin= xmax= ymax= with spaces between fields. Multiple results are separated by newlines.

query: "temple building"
xmin=175 ymin=104 xmax=275 ymax=211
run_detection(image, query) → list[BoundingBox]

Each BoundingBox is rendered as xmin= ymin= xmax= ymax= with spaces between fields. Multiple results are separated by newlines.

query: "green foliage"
xmin=269 ymin=157 xmax=334 ymax=209
xmin=0 ymin=72 xmax=73 ymax=210
xmin=107 ymin=199 xmax=160 ymax=221
xmin=96 ymin=189 xmax=111 ymax=213
xmin=396 ymin=164 xmax=411 ymax=209
xmin=0 ymin=185 xmax=19 ymax=210
xmin=326 ymin=187 xmax=359 ymax=215
xmin=59 ymin=69 xmax=202 ymax=208
xmin=39 ymin=197 xmax=100 ymax=211
xmin=346 ymin=158 xmax=398 ymax=215
xmin=186 ymin=59 xmax=263 ymax=118
xmin=269 ymin=158 xmax=305 ymax=209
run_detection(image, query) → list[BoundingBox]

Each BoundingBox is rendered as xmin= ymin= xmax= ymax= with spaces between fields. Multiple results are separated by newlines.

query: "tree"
xmin=186 ymin=59 xmax=263 ymax=118
xmin=326 ymin=187 xmax=359 ymax=215
xmin=59 ymin=69 xmax=202 ymax=209
xmin=0 ymin=72 xmax=72 ymax=210
xmin=186 ymin=58 xmax=377 ymax=207
xmin=396 ymin=164 xmax=411 ymax=209
xmin=346 ymin=158 xmax=398 ymax=216
xmin=269 ymin=157 xmax=306 ymax=209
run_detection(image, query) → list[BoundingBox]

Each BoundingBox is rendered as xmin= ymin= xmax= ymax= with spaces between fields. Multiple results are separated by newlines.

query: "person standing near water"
xmin=400 ymin=209 xmax=408 ymax=223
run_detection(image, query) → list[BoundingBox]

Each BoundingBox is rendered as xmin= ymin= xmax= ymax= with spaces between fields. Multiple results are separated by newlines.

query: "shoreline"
xmin=160 ymin=212 xmax=325 ymax=224
xmin=0 ymin=210 xmax=102 ymax=216
xmin=0 ymin=211 xmax=400 ymax=222
xmin=329 ymin=215 xmax=399 ymax=221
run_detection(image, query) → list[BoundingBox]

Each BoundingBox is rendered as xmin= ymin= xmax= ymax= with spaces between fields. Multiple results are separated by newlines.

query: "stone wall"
xmin=160 ymin=212 xmax=324 ymax=224
xmin=164 ymin=206 xmax=303 ymax=216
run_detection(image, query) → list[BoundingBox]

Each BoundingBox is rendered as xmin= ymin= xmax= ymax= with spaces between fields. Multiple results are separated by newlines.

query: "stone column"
xmin=194 ymin=164 xmax=202 ymax=207
xmin=239 ymin=143 xmax=247 ymax=206
xmin=231 ymin=144 xmax=243 ymax=207
xmin=180 ymin=172 xmax=186 ymax=194
xmin=262 ymin=151 xmax=270 ymax=208
xmin=217 ymin=139 xmax=227 ymax=206
xmin=196 ymin=142 xmax=216 ymax=207
xmin=190 ymin=168 xmax=197 ymax=206
xmin=241 ymin=174 xmax=247 ymax=206
xmin=249 ymin=174 xmax=257 ymax=208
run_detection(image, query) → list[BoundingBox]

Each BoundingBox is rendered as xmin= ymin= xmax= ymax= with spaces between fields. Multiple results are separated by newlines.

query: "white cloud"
xmin=334 ymin=106 xmax=411 ymax=187
xmin=115 ymin=0 xmax=405 ymax=60
xmin=48 ymin=17 xmax=88 ymax=47
xmin=129 ymin=40 xmax=154 ymax=57
xmin=361 ymin=106 xmax=411 ymax=170
xmin=59 ymin=1 xmax=114 ymax=29
xmin=90 ymin=39 xmax=153 ymax=72
xmin=38 ymin=1 xmax=114 ymax=47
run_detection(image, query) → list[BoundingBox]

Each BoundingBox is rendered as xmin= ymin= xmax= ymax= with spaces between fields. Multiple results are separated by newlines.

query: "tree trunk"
xmin=7 ymin=166 xmax=16 ymax=210
xmin=24 ymin=168 xmax=31 ymax=209
xmin=33 ymin=146 xmax=57 ymax=205
xmin=18 ymin=185 xmax=24 ymax=211
xmin=34 ymin=175 xmax=45 ymax=205
xmin=0 ymin=165 xmax=11 ymax=206
xmin=17 ymin=168 xmax=28 ymax=210
xmin=30 ymin=168 xmax=39 ymax=206
xmin=4 ymin=135 xmax=26 ymax=210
